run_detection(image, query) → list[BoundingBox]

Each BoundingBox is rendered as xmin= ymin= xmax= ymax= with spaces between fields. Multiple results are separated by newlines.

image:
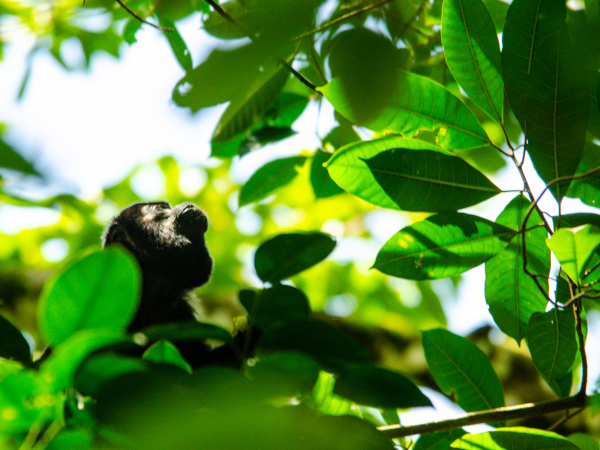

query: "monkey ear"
xmin=103 ymin=222 xmax=134 ymax=250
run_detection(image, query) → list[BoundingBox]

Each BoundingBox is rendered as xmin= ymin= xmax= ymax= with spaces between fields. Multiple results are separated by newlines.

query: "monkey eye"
xmin=154 ymin=202 xmax=171 ymax=211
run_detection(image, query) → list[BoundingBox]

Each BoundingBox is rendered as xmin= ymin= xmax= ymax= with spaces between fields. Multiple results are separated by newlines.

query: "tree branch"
xmin=114 ymin=0 xmax=173 ymax=32
xmin=377 ymin=395 xmax=587 ymax=439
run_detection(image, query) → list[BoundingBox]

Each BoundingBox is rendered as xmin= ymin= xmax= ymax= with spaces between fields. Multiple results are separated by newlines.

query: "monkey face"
xmin=103 ymin=202 xmax=213 ymax=291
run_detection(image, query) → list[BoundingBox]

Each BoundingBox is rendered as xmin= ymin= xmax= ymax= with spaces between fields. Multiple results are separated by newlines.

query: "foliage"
xmin=1 ymin=0 xmax=600 ymax=447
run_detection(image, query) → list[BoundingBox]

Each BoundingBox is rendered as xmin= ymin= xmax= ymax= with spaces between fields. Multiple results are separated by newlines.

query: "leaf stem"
xmin=377 ymin=394 xmax=587 ymax=438
xmin=114 ymin=0 xmax=173 ymax=32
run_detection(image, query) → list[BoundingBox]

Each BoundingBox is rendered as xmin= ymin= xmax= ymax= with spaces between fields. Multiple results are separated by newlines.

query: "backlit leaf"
xmin=319 ymin=71 xmax=490 ymax=150
xmin=373 ymin=213 xmax=515 ymax=280
xmin=363 ymin=148 xmax=500 ymax=212
xmin=566 ymin=141 xmax=600 ymax=208
xmin=451 ymin=427 xmax=580 ymax=450
xmin=485 ymin=195 xmax=550 ymax=344
xmin=442 ymin=0 xmax=503 ymax=123
xmin=546 ymin=225 xmax=600 ymax=285
xmin=423 ymin=329 xmax=505 ymax=416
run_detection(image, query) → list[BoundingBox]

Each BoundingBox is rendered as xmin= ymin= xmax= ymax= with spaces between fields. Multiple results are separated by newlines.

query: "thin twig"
xmin=292 ymin=0 xmax=396 ymax=42
xmin=546 ymin=407 xmax=585 ymax=431
xmin=114 ymin=0 xmax=173 ymax=31
xmin=377 ymin=395 xmax=587 ymax=439
xmin=575 ymin=302 xmax=588 ymax=400
xmin=202 ymin=0 xmax=319 ymax=92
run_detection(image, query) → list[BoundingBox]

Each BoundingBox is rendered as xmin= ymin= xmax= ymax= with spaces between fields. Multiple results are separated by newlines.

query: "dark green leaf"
xmin=39 ymin=248 xmax=141 ymax=346
xmin=247 ymin=352 xmax=320 ymax=395
xmin=239 ymin=126 xmax=296 ymax=157
xmin=364 ymin=148 xmax=500 ymax=212
xmin=334 ymin=365 xmax=431 ymax=409
xmin=142 ymin=340 xmax=192 ymax=373
xmin=451 ymin=428 xmax=580 ymax=449
xmin=319 ymin=71 xmax=490 ymax=150
xmin=140 ymin=321 xmax=233 ymax=344
xmin=245 ymin=284 xmax=310 ymax=329
xmin=373 ymin=213 xmax=515 ymax=280
xmin=0 ymin=315 xmax=31 ymax=364
xmin=0 ymin=139 xmax=38 ymax=175
xmin=256 ymin=320 xmax=372 ymax=372
xmin=325 ymin=136 xmax=450 ymax=210
xmin=568 ymin=433 xmax=600 ymax=450
xmin=239 ymin=156 xmax=307 ymax=207
xmin=528 ymin=309 xmax=578 ymax=381
xmin=423 ymin=329 xmax=505 ymax=416
xmin=566 ymin=142 xmax=600 ymax=208
xmin=442 ymin=0 xmax=503 ymax=123
xmin=254 ymin=232 xmax=336 ymax=282
xmin=310 ymin=150 xmax=345 ymax=199
xmin=75 ymin=354 xmax=147 ymax=397
xmin=485 ymin=195 xmax=550 ymax=344
xmin=46 ymin=429 xmax=93 ymax=450
xmin=556 ymin=213 xmax=600 ymax=229
xmin=414 ymin=430 xmax=467 ymax=450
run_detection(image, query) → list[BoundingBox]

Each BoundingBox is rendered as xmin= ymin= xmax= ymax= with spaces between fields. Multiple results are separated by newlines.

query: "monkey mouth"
xmin=177 ymin=203 xmax=209 ymax=236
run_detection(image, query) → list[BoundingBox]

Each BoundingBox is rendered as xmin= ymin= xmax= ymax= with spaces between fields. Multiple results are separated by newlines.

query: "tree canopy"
xmin=1 ymin=0 xmax=600 ymax=448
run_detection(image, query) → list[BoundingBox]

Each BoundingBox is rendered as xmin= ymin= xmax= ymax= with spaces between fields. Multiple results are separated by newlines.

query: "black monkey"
xmin=103 ymin=202 xmax=213 ymax=333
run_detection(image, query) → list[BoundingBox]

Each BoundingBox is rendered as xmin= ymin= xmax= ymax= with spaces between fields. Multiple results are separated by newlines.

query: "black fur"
xmin=103 ymin=202 xmax=213 ymax=333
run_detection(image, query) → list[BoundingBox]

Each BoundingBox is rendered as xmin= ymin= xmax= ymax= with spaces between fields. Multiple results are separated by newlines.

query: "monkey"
xmin=103 ymin=202 xmax=214 ymax=365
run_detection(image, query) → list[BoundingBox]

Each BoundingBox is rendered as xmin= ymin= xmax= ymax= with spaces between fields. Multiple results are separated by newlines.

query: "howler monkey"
xmin=103 ymin=202 xmax=213 ymax=333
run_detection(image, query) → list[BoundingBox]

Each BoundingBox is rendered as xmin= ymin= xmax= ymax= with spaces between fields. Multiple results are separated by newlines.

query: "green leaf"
xmin=363 ymin=148 xmax=501 ymax=212
xmin=46 ymin=429 xmax=93 ymax=450
xmin=502 ymin=0 xmax=566 ymax=126
xmin=254 ymin=232 xmax=336 ymax=282
xmin=140 ymin=321 xmax=233 ymax=344
xmin=414 ymin=430 xmax=467 ymax=450
xmin=546 ymin=225 xmax=600 ymax=284
xmin=239 ymin=126 xmax=296 ymax=157
xmin=212 ymin=67 xmax=289 ymax=143
xmin=310 ymin=371 xmax=361 ymax=416
xmin=0 ymin=315 xmax=31 ymax=364
xmin=243 ymin=284 xmax=311 ymax=329
xmin=442 ymin=0 xmax=503 ymax=123
xmin=525 ymin=26 xmax=589 ymax=201
xmin=41 ymin=329 xmax=132 ymax=391
xmin=423 ymin=329 xmax=505 ymax=416
xmin=75 ymin=354 xmax=147 ymax=397
xmin=373 ymin=213 xmax=515 ymax=280
xmin=333 ymin=365 xmax=431 ymax=409
xmin=159 ymin=20 xmax=192 ymax=72
xmin=0 ymin=139 xmax=38 ymax=175
xmin=527 ymin=308 xmax=578 ymax=382
xmin=326 ymin=136 xmax=449 ymax=210
xmin=568 ymin=433 xmax=600 ymax=450
xmin=256 ymin=320 xmax=372 ymax=372
xmin=142 ymin=340 xmax=192 ymax=373
xmin=246 ymin=352 xmax=320 ymax=395
xmin=310 ymin=150 xmax=345 ymax=199
xmin=239 ymin=156 xmax=307 ymax=207
xmin=319 ymin=71 xmax=490 ymax=150
xmin=451 ymin=427 xmax=580 ymax=450
xmin=556 ymin=213 xmax=600 ymax=229
xmin=39 ymin=248 xmax=141 ymax=346
xmin=566 ymin=141 xmax=600 ymax=208
xmin=485 ymin=195 xmax=550 ymax=344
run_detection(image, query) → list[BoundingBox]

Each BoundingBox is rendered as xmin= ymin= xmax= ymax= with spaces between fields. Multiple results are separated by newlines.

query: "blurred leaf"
xmin=442 ymin=0 xmax=503 ymax=123
xmin=239 ymin=126 xmax=296 ymax=157
xmin=310 ymin=150 xmax=344 ymax=199
xmin=256 ymin=320 xmax=372 ymax=372
xmin=415 ymin=430 xmax=467 ymax=450
xmin=320 ymin=71 xmax=490 ymax=150
xmin=568 ymin=433 xmax=600 ymax=450
xmin=41 ymin=329 xmax=132 ymax=391
xmin=310 ymin=371 xmax=361 ymax=416
xmin=46 ymin=429 xmax=93 ymax=450
xmin=556 ymin=213 xmax=600 ymax=229
xmin=374 ymin=213 xmax=515 ymax=280
xmin=485 ymin=195 xmax=550 ymax=344
xmin=364 ymin=148 xmax=500 ymax=212
xmin=75 ymin=354 xmax=147 ymax=397
xmin=239 ymin=156 xmax=307 ymax=206
xmin=159 ymin=20 xmax=192 ymax=72
xmin=527 ymin=308 xmax=578 ymax=382
xmin=39 ymin=248 xmax=141 ymax=346
xmin=566 ymin=141 xmax=600 ymax=208
xmin=143 ymin=340 xmax=192 ymax=373
xmin=254 ymin=232 xmax=336 ymax=282
xmin=247 ymin=352 xmax=320 ymax=395
xmin=243 ymin=284 xmax=310 ymax=329
xmin=123 ymin=18 xmax=143 ymax=44
xmin=0 ymin=139 xmax=38 ymax=175
xmin=423 ymin=329 xmax=505 ymax=417
xmin=546 ymin=225 xmax=600 ymax=285
xmin=0 ymin=315 xmax=31 ymax=364
xmin=212 ymin=67 xmax=289 ymax=143
xmin=451 ymin=427 xmax=580 ymax=449
xmin=326 ymin=136 xmax=445 ymax=210
xmin=334 ymin=365 xmax=431 ymax=409
xmin=482 ymin=0 xmax=509 ymax=32
xmin=140 ymin=321 xmax=233 ymax=344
